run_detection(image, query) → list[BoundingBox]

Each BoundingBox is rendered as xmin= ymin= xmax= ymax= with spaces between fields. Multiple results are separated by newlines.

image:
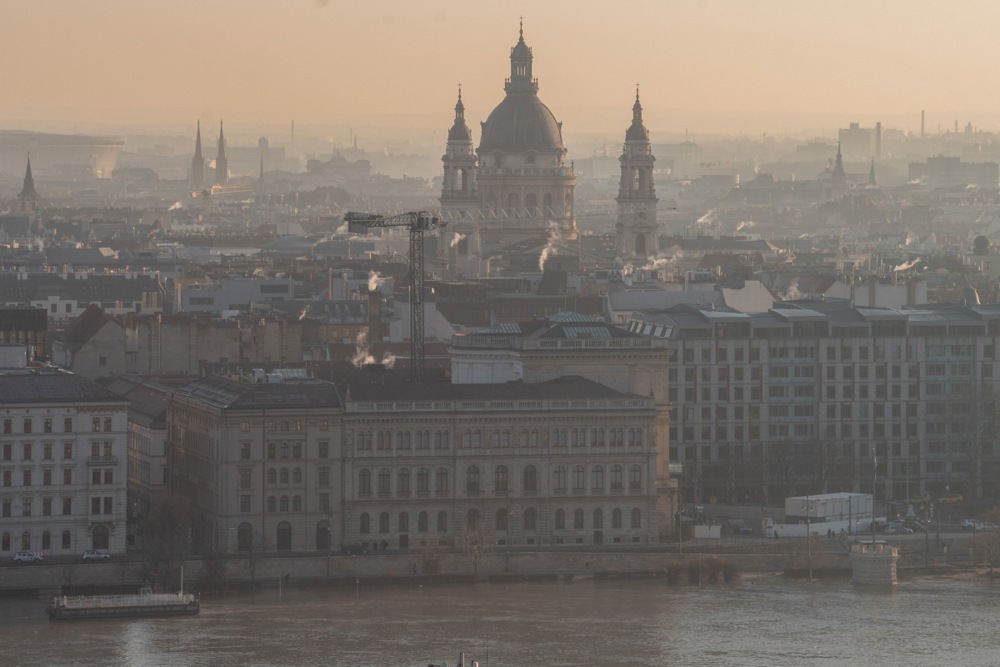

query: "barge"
xmin=46 ymin=588 xmax=199 ymax=620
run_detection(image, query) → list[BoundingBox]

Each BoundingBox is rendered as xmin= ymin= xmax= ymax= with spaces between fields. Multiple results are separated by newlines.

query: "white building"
xmin=0 ymin=368 xmax=129 ymax=556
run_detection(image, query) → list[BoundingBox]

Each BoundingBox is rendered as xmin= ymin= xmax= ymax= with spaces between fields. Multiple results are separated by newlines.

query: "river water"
xmin=2 ymin=575 xmax=997 ymax=667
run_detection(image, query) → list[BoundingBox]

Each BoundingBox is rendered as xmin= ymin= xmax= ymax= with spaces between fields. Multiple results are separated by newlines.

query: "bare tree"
xmin=460 ymin=523 xmax=493 ymax=579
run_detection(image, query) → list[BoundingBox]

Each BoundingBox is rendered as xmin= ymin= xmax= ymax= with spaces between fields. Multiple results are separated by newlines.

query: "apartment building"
xmin=0 ymin=368 xmax=128 ymax=556
xmin=628 ymin=299 xmax=1000 ymax=506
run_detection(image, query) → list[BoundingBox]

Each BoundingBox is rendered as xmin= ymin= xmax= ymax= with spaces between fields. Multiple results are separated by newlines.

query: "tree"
xmin=138 ymin=492 xmax=192 ymax=592
xmin=460 ymin=523 xmax=493 ymax=579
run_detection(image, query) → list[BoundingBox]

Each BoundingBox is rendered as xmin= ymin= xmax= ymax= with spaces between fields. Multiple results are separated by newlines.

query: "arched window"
xmin=267 ymin=469 xmax=276 ymax=485
xmin=436 ymin=467 xmax=449 ymax=493
xmin=42 ymin=531 xmax=51 ymax=550
xmin=238 ymin=523 xmax=253 ymax=551
xmin=276 ymin=521 xmax=291 ymax=551
xmin=437 ymin=511 xmax=448 ymax=533
xmin=466 ymin=465 xmax=480 ymax=493
xmin=494 ymin=465 xmax=508 ymax=493
xmin=399 ymin=512 xmax=409 ymax=533
xmin=555 ymin=509 xmax=565 ymax=529
xmin=359 ymin=512 xmax=370 ymax=534
xmin=572 ymin=465 xmax=585 ymax=490
xmin=379 ymin=512 xmax=390 ymax=534
xmin=611 ymin=465 xmax=624 ymax=490
xmin=457 ymin=168 xmax=466 ymax=191
xmin=280 ymin=468 xmax=289 ymax=484
xmin=358 ymin=469 xmax=372 ymax=494
xmin=418 ymin=511 xmax=428 ymax=532
xmin=523 ymin=507 xmax=537 ymax=531
xmin=629 ymin=465 xmax=643 ymax=490
xmin=316 ymin=521 xmax=330 ymax=550
xmin=573 ymin=509 xmax=584 ymax=529
xmin=593 ymin=508 xmax=603 ymax=530
xmin=280 ymin=496 xmax=289 ymax=512
xmin=525 ymin=192 xmax=537 ymax=211
xmin=543 ymin=192 xmax=553 ymax=211
xmin=466 ymin=508 xmax=481 ymax=530
xmin=554 ymin=466 xmax=566 ymax=491
xmin=378 ymin=468 xmax=391 ymax=494
xmin=292 ymin=495 xmax=302 ymax=512
xmin=293 ymin=468 xmax=302 ymax=484
xmin=61 ymin=530 xmax=71 ymax=550
xmin=417 ymin=468 xmax=430 ymax=493
xmin=398 ymin=468 xmax=410 ymax=494
xmin=267 ymin=496 xmax=276 ymax=512
xmin=631 ymin=508 xmax=642 ymax=529
xmin=612 ymin=508 xmax=622 ymax=529
xmin=592 ymin=465 xmax=605 ymax=490
xmin=523 ymin=465 xmax=537 ymax=492
xmin=495 ymin=508 xmax=508 ymax=531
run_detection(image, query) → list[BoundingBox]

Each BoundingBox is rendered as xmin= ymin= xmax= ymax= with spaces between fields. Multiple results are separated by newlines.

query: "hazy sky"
xmin=9 ymin=0 xmax=1000 ymax=141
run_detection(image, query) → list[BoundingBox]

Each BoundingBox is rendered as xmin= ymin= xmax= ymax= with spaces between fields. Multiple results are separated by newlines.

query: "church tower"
xmin=215 ymin=121 xmax=229 ymax=185
xmin=440 ymin=87 xmax=479 ymax=219
xmin=16 ymin=155 xmax=40 ymax=214
xmin=830 ymin=142 xmax=846 ymax=198
xmin=615 ymin=88 xmax=657 ymax=263
xmin=191 ymin=121 xmax=205 ymax=189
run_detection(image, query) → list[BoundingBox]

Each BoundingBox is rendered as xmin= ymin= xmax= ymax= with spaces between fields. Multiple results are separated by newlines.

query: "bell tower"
xmin=616 ymin=87 xmax=657 ymax=263
xmin=440 ymin=87 xmax=479 ymax=220
xmin=16 ymin=155 xmax=40 ymax=214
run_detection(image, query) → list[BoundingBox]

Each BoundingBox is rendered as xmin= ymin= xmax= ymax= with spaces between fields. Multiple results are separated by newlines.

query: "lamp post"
xmin=803 ymin=495 xmax=813 ymax=581
xmin=505 ymin=507 xmax=520 ymax=572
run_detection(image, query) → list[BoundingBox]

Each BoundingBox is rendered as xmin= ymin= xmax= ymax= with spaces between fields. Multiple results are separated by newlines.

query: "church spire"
xmin=215 ymin=120 xmax=229 ymax=185
xmin=18 ymin=155 xmax=38 ymax=199
xmin=447 ymin=85 xmax=472 ymax=142
xmin=191 ymin=121 xmax=205 ymax=189
xmin=625 ymin=84 xmax=649 ymax=141
xmin=868 ymin=159 xmax=877 ymax=186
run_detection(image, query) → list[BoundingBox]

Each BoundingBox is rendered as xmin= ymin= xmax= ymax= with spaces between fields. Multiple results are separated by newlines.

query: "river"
xmin=1 ymin=574 xmax=996 ymax=666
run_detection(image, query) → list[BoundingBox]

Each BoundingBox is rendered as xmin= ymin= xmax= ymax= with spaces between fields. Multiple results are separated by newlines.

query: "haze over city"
xmin=9 ymin=0 xmax=1000 ymax=142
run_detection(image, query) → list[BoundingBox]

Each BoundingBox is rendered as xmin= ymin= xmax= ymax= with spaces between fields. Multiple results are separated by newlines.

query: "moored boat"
xmin=47 ymin=588 xmax=199 ymax=620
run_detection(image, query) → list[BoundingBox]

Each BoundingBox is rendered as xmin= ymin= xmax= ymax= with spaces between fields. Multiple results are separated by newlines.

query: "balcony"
xmin=87 ymin=456 xmax=118 ymax=466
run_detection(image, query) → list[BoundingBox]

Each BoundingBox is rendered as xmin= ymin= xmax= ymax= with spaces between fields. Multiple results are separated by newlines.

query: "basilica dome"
xmin=478 ymin=94 xmax=564 ymax=153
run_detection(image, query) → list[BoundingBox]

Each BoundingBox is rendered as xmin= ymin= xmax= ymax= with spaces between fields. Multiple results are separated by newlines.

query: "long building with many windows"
xmin=628 ymin=299 xmax=1000 ymax=506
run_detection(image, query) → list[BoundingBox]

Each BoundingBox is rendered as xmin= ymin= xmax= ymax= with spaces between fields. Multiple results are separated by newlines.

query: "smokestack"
xmin=921 ymin=110 xmax=925 ymax=139
xmin=875 ymin=122 xmax=882 ymax=161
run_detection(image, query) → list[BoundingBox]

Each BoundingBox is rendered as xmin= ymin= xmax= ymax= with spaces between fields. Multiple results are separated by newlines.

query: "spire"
xmin=832 ymin=142 xmax=845 ymax=182
xmin=625 ymin=85 xmax=650 ymax=141
xmin=215 ymin=120 xmax=229 ymax=185
xmin=506 ymin=19 xmax=536 ymax=94
xmin=447 ymin=85 xmax=472 ymax=142
xmin=868 ymin=159 xmax=877 ymax=186
xmin=194 ymin=120 xmax=203 ymax=159
xmin=18 ymin=155 xmax=38 ymax=199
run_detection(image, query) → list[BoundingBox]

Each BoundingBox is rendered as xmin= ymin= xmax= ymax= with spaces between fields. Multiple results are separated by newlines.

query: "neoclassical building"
xmin=440 ymin=25 xmax=659 ymax=274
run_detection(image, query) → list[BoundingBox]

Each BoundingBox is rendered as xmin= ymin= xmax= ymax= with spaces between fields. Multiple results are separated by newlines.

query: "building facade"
xmin=342 ymin=378 xmax=660 ymax=551
xmin=0 ymin=369 xmax=128 ymax=556
xmin=629 ymin=300 xmax=1000 ymax=506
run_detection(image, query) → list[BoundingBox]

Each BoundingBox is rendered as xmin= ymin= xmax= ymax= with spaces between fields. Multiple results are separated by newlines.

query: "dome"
xmin=448 ymin=95 xmax=472 ymax=142
xmin=625 ymin=91 xmax=649 ymax=141
xmin=478 ymin=94 xmax=564 ymax=153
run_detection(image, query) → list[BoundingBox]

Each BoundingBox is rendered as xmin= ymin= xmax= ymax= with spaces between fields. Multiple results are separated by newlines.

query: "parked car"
xmin=886 ymin=523 xmax=913 ymax=535
xmin=342 ymin=544 xmax=369 ymax=556
xmin=939 ymin=494 xmax=964 ymax=504
xmin=727 ymin=519 xmax=754 ymax=535
xmin=12 ymin=551 xmax=43 ymax=563
xmin=81 ymin=550 xmax=111 ymax=561
xmin=961 ymin=519 xmax=985 ymax=531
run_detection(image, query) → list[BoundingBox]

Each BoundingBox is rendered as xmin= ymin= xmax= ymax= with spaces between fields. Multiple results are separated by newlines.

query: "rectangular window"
xmin=92 ymin=468 xmax=101 ymax=485
xmin=63 ymin=443 xmax=72 ymax=459
xmin=22 ymin=443 xmax=31 ymax=460
xmin=318 ymin=441 xmax=329 ymax=459
xmin=22 ymin=470 xmax=31 ymax=487
xmin=63 ymin=417 xmax=72 ymax=433
xmin=62 ymin=497 xmax=72 ymax=515
xmin=92 ymin=417 xmax=101 ymax=432
xmin=63 ymin=468 xmax=72 ymax=485
xmin=103 ymin=417 xmax=112 ymax=432
xmin=240 ymin=495 xmax=251 ymax=513
xmin=1 ymin=499 xmax=9 ymax=517
xmin=239 ymin=468 xmax=252 ymax=490
xmin=319 ymin=468 xmax=330 ymax=488
xmin=240 ymin=442 xmax=251 ymax=460
xmin=43 ymin=443 xmax=52 ymax=460
xmin=23 ymin=419 xmax=32 ymax=434
xmin=319 ymin=493 xmax=330 ymax=512
xmin=42 ymin=497 xmax=52 ymax=516
xmin=2 ymin=419 xmax=10 ymax=434
xmin=91 ymin=498 xmax=100 ymax=515
xmin=43 ymin=469 xmax=51 ymax=486
xmin=103 ymin=497 xmax=112 ymax=515
xmin=2 ymin=444 xmax=10 ymax=461
xmin=21 ymin=496 xmax=30 ymax=517
xmin=2 ymin=470 xmax=9 ymax=487
xmin=43 ymin=418 xmax=52 ymax=434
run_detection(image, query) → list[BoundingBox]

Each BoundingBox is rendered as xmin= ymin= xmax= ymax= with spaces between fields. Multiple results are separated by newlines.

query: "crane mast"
xmin=344 ymin=211 xmax=443 ymax=384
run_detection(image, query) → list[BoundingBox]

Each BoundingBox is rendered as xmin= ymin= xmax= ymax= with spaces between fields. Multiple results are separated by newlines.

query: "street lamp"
xmin=802 ymin=495 xmax=813 ymax=581
xmin=505 ymin=506 xmax=521 ymax=572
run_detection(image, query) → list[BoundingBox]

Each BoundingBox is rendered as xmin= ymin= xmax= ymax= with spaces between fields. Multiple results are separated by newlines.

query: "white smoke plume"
xmin=351 ymin=331 xmax=375 ymax=367
xmin=367 ymin=270 xmax=382 ymax=292
xmin=736 ymin=220 xmax=755 ymax=232
xmin=893 ymin=258 xmax=921 ymax=273
xmin=381 ymin=352 xmax=397 ymax=369
xmin=538 ymin=222 xmax=563 ymax=271
xmin=640 ymin=249 xmax=684 ymax=271
xmin=167 ymin=201 xmax=183 ymax=211
xmin=335 ymin=221 xmax=348 ymax=235
xmin=696 ymin=209 xmax=716 ymax=225
xmin=450 ymin=232 xmax=467 ymax=248
xmin=785 ymin=279 xmax=803 ymax=300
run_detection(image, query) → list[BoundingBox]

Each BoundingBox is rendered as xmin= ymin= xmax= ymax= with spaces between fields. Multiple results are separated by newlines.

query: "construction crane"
xmin=344 ymin=210 xmax=445 ymax=384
